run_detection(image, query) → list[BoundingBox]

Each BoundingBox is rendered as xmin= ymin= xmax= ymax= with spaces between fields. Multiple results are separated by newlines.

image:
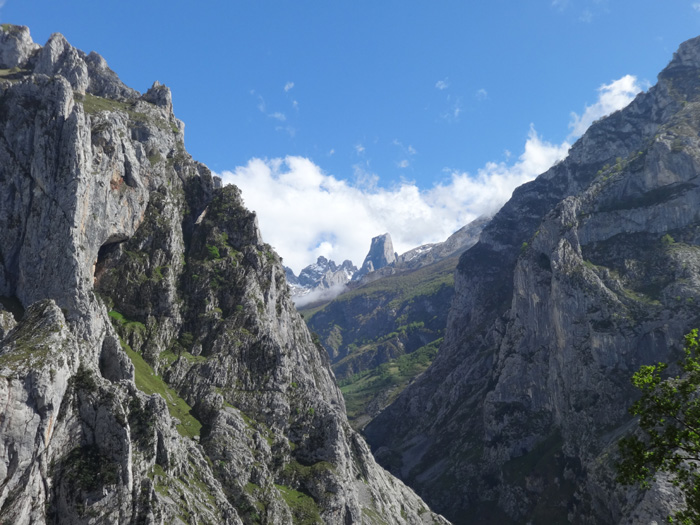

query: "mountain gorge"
xmin=3 ymin=20 xmax=700 ymax=525
xmin=363 ymin=35 xmax=700 ymax=524
xmin=300 ymin=219 xmax=487 ymax=429
xmin=0 ymin=25 xmax=447 ymax=524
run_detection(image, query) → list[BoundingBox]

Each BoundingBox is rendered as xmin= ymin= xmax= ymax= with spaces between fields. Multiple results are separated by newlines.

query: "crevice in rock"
xmin=93 ymin=238 xmax=125 ymax=286
xmin=0 ymin=295 xmax=24 ymax=321
xmin=122 ymin=153 xmax=137 ymax=188
xmin=99 ymin=335 xmax=132 ymax=382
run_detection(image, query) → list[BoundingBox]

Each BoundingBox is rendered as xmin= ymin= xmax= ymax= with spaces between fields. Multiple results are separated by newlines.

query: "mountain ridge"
xmin=364 ymin=34 xmax=700 ymax=524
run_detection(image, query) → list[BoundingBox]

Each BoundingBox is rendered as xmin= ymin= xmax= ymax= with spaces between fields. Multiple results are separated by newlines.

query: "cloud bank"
xmin=219 ymin=75 xmax=641 ymax=274
xmin=217 ymin=128 xmax=568 ymax=273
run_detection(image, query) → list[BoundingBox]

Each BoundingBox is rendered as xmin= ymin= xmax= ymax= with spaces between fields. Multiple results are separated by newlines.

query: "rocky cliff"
xmin=285 ymin=256 xmax=357 ymax=306
xmin=365 ymin=36 xmax=700 ymax=524
xmin=0 ymin=25 xmax=446 ymax=525
xmin=352 ymin=234 xmax=398 ymax=282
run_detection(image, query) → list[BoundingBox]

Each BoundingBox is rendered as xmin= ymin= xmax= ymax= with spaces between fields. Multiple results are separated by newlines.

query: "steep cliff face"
xmin=352 ymin=234 xmax=398 ymax=282
xmin=0 ymin=26 xmax=446 ymax=524
xmin=365 ymin=36 xmax=700 ymax=524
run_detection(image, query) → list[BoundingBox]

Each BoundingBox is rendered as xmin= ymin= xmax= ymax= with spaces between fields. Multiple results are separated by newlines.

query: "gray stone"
xmin=0 ymin=26 xmax=447 ymax=525
xmin=365 ymin=34 xmax=700 ymax=524
xmin=0 ymin=24 xmax=39 ymax=69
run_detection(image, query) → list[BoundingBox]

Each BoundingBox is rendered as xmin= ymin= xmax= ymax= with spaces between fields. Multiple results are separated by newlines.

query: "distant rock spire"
xmin=353 ymin=233 xmax=397 ymax=281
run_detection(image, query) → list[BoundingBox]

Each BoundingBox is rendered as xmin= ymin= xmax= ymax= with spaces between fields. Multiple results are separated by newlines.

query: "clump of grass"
xmin=121 ymin=339 xmax=202 ymax=438
xmin=339 ymin=339 xmax=441 ymax=428
xmin=275 ymin=484 xmax=322 ymax=524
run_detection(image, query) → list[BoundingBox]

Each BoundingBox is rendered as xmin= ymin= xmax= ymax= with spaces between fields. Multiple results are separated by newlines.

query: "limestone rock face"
xmin=0 ymin=24 xmax=39 ymax=68
xmin=366 ymin=35 xmax=700 ymax=524
xmin=353 ymin=233 xmax=398 ymax=281
xmin=0 ymin=25 xmax=446 ymax=525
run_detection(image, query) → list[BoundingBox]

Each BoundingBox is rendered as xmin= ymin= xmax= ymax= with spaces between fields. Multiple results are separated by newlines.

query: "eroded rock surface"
xmin=366 ymin=35 xmax=700 ymax=524
xmin=0 ymin=25 xmax=446 ymax=525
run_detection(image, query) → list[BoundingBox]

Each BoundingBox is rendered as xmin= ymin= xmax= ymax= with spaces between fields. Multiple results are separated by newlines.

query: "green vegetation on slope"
xmin=121 ymin=339 xmax=202 ymax=438
xmin=302 ymin=255 xmax=457 ymax=322
xmin=109 ymin=310 xmax=202 ymax=439
xmin=339 ymin=339 xmax=440 ymax=428
xmin=274 ymin=484 xmax=322 ymax=525
xmin=300 ymin=256 xmax=458 ymax=428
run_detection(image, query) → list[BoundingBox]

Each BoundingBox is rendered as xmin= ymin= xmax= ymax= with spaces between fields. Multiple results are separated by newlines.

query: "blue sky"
xmin=4 ymin=1 xmax=700 ymax=271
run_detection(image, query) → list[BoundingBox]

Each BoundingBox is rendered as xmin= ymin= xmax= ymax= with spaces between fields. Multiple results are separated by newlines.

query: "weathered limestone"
xmin=0 ymin=25 xmax=446 ymax=524
xmin=366 ymin=35 xmax=700 ymax=524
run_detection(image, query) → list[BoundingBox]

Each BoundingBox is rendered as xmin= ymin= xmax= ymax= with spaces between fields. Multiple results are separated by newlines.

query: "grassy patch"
xmin=82 ymin=93 xmax=136 ymax=116
xmin=206 ymin=244 xmax=221 ymax=260
xmin=361 ymin=507 xmax=390 ymax=525
xmin=81 ymin=93 xmax=175 ymax=132
xmin=334 ymin=256 xmax=456 ymax=309
xmin=147 ymin=152 xmax=163 ymax=166
xmin=339 ymin=339 xmax=440 ymax=427
xmin=0 ymin=67 xmax=26 ymax=81
xmin=109 ymin=310 xmax=146 ymax=332
xmin=275 ymin=484 xmax=322 ymax=525
xmin=282 ymin=460 xmax=336 ymax=485
xmin=121 ymin=340 xmax=202 ymax=438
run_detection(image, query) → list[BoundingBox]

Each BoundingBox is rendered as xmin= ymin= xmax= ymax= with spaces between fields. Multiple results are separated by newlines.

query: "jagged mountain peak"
xmin=0 ymin=24 xmax=39 ymax=68
xmin=665 ymin=34 xmax=700 ymax=72
xmin=352 ymin=232 xmax=398 ymax=281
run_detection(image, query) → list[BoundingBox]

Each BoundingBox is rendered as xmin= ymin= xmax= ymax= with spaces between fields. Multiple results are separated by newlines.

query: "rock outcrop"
xmin=365 ymin=35 xmax=700 ymax=524
xmin=353 ymin=233 xmax=398 ymax=281
xmin=0 ymin=25 xmax=446 ymax=525
xmin=286 ymin=256 xmax=357 ymax=305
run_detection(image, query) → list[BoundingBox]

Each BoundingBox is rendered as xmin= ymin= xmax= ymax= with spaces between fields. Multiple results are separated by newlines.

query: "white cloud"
xmin=217 ymin=128 xmax=568 ymax=274
xmin=475 ymin=88 xmax=488 ymax=100
xmin=218 ymin=72 xmax=637 ymax=274
xmin=397 ymin=160 xmax=410 ymax=168
xmin=284 ymin=81 xmax=294 ymax=92
xmin=393 ymin=140 xmax=417 ymax=158
xmin=355 ymin=143 xmax=365 ymax=155
xmin=252 ymin=92 xmax=289 ymax=124
xmin=275 ymin=125 xmax=295 ymax=137
xmin=294 ymin=283 xmax=347 ymax=308
xmin=270 ymin=112 xmax=286 ymax=121
xmin=435 ymin=78 xmax=450 ymax=90
xmin=255 ymin=94 xmax=266 ymax=113
xmin=568 ymin=74 xmax=641 ymax=139
xmin=694 ymin=2 xmax=700 ymax=11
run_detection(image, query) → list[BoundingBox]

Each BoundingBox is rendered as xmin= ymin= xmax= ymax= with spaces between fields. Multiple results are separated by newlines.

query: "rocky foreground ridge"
xmin=365 ymin=36 xmax=700 ymax=523
xmin=0 ymin=25 xmax=447 ymax=524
